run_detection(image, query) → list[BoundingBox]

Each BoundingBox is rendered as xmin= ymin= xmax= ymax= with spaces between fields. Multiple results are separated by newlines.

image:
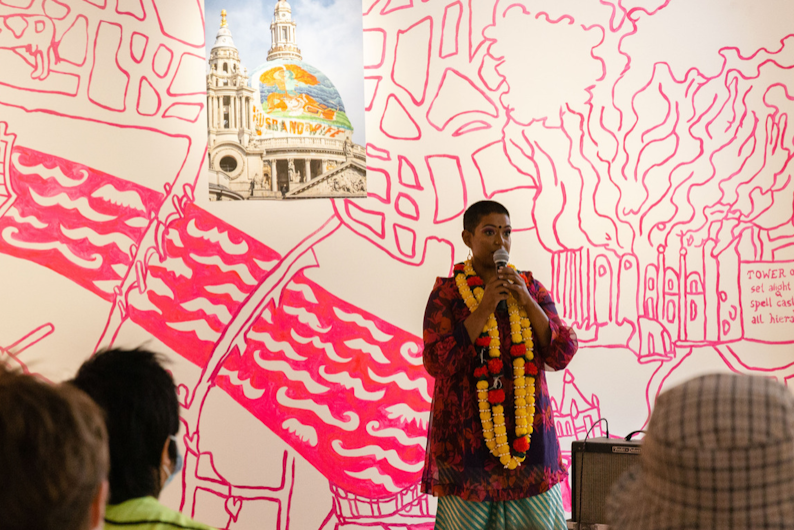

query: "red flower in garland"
xmin=467 ymin=276 xmax=484 ymax=287
xmin=525 ymin=362 xmax=538 ymax=376
xmin=474 ymin=366 xmax=489 ymax=379
xmin=475 ymin=336 xmax=491 ymax=347
xmin=488 ymin=389 xmax=505 ymax=404
xmin=487 ymin=359 xmax=503 ymax=374
xmin=453 ymin=263 xmax=465 ymax=272
xmin=510 ymin=344 xmax=526 ymax=357
xmin=513 ymin=436 xmax=530 ymax=453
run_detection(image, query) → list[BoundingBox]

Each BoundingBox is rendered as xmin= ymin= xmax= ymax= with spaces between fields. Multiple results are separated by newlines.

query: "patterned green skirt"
xmin=434 ymin=484 xmax=567 ymax=530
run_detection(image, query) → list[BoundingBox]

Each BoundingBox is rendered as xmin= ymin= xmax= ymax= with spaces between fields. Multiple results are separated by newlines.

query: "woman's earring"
xmin=466 ymin=249 xmax=472 ymax=260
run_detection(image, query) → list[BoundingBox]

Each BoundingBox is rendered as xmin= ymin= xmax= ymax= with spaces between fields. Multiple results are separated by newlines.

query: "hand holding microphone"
xmin=493 ymin=248 xmax=510 ymax=312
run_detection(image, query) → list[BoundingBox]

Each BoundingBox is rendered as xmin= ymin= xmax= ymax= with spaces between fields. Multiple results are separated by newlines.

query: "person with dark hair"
xmin=0 ymin=362 xmax=109 ymax=530
xmin=70 ymin=348 xmax=214 ymax=530
xmin=461 ymin=199 xmax=510 ymax=234
xmin=422 ymin=200 xmax=578 ymax=529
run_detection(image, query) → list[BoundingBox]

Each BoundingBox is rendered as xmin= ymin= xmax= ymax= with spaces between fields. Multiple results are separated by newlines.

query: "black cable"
xmin=585 ymin=417 xmax=609 ymax=441
xmin=576 ymin=418 xmax=609 ymax=528
xmin=624 ymin=429 xmax=645 ymax=441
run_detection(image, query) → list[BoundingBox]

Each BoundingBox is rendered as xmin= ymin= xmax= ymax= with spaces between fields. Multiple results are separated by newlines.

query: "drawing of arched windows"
xmin=617 ymin=255 xmax=639 ymax=325
xmin=551 ymin=249 xmax=587 ymax=328
xmin=663 ymin=267 xmax=680 ymax=327
xmin=643 ymin=264 xmax=658 ymax=320
xmin=593 ymin=254 xmax=614 ymax=324
xmin=686 ymin=272 xmax=705 ymax=341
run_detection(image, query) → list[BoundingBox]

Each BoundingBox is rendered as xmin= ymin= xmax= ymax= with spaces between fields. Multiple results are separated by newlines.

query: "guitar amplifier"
xmin=570 ymin=437 xmax=642 ymax=526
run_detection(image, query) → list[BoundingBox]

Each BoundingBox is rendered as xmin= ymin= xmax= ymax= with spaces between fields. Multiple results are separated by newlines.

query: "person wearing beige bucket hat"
xmin=607 ymin=373 xmax=794 ymax=529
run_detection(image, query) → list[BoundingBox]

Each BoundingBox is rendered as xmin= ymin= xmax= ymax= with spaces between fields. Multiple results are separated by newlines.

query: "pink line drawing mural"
xmin=551 ymin=370 xmax=604 ymax=512
xmin=0 ymin=323 xmax=55 ymax=375
xmin=0 ymin=0 xmax=793 ymax=527
xmin=0 ymin=11 xmax=55 ymax=80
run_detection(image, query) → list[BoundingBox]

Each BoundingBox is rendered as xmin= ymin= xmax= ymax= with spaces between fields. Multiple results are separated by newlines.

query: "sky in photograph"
xmin=204 ymin=0 xmax=366 ymax=144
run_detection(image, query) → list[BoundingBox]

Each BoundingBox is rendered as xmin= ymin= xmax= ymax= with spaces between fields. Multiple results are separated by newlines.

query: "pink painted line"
xmin=363 ymin=28 xmax=386 ymax=69
xmin=392 ymin=17 xmax=432 ymax=106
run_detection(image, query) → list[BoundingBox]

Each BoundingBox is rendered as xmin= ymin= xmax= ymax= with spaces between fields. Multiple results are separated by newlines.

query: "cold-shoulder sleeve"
xmin=528 ymin=275 xmax=578 ymax=370
xmin=422 ymin=276 xmax=475 ymax=379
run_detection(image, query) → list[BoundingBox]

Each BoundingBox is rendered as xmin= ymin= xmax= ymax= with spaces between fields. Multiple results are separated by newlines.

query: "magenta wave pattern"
xmin=3 ymin=145 xmax=429 ymax=501
xmin=218 ymin=285 xmax=428 ymax=497
xmin=0 ymin=147 xmax=164 ymax=299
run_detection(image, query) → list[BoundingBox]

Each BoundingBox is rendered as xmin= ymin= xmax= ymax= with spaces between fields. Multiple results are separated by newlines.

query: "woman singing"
xmin=422 ymin=200 xmax=578 ymax=530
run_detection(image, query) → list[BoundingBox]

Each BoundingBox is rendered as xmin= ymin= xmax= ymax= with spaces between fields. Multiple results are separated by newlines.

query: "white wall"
xmin=0 ymin=0 xmax=792 ymax=527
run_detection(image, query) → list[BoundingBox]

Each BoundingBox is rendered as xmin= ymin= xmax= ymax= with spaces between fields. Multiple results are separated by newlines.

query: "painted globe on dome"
xmin=249 ymin=59 xmax=352 ymax=135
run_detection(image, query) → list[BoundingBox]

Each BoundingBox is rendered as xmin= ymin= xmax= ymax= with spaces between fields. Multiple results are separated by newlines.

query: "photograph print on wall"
xmin=206 ymin=0 xmax=367 ymax=201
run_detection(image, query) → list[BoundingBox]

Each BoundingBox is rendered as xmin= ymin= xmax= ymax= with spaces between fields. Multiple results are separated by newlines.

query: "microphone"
xmin=493 ymin=248 xmax=509 ymax=313
xmin=493 ymin=248 xmax=509 ymax=270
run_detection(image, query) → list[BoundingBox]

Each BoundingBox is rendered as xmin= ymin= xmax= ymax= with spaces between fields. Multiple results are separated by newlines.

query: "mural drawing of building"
xmin=3 ymin=0 xmax=794 ymax=527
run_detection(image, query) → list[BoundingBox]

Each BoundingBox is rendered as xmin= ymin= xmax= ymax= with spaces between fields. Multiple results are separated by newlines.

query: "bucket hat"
xmin=608 ymin=373 xmax=794 ymax=529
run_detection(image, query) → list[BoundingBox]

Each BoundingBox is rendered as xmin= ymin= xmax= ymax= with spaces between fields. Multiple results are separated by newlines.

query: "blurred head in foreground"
xmin=70 ymin=348 xmax=181 ymax=504
xmin=0 ymin=363 xmax=109 ymax=530
xmin=608 ymin=373 xmax=794 ymax=529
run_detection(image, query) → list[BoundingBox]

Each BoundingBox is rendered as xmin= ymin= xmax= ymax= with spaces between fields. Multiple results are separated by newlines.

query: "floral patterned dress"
xmin=421 ymin=269 xmax=578 ymax=502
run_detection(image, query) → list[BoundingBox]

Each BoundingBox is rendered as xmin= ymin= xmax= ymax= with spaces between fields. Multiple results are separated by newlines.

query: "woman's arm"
xmin=526 ymin=275 xmax=578 ymax=369
xmin=500 ymin=268 xmax=578 ymax=369
xmin=422 ymin=277 xmax=476 ymax=379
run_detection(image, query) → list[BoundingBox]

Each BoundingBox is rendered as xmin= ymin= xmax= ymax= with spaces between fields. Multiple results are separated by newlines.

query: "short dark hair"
xmin=463 ymin=200 xmax=510 ymax=233
xmin=0 ymin=363 xmax=108 ymax=530
xmin=70 ymin=348 xmax=179 ymax=504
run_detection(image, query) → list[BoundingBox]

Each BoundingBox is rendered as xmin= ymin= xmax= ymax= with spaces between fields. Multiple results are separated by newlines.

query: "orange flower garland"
xmin=454 ymin=260 xmax=536 ymax=470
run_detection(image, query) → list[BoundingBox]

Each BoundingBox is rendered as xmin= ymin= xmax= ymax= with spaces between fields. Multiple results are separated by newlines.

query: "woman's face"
xmin=463 ymin=212 xmax=512 ymax=270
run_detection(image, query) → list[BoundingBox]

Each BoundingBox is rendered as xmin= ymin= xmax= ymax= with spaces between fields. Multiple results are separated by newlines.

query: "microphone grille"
xmin=493 ymin=248 xmax=509 ymax=263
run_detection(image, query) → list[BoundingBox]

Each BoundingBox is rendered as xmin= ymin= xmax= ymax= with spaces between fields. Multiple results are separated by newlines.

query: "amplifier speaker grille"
xmin=571 ymin=438 xmax=641 ymax=526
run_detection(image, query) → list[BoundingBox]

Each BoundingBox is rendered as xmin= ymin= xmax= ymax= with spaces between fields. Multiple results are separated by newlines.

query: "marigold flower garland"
xmin=454 ymin=260 xmax=536 ymax=470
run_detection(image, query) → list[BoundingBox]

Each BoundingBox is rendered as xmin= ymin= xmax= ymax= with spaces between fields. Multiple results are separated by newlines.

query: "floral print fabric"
xmin=421 ymin=270 xmax=578 ymax=502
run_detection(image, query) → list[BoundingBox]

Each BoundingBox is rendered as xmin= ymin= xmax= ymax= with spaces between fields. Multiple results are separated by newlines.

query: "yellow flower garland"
xmin=454 ymin=259 xmax=536 ymax=470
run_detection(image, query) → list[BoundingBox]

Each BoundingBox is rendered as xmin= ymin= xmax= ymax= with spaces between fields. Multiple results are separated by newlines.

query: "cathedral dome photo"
xmin=251 ymin=59 xmax=352 ymax=133
xmin=207 ymin=0 xmax=366 ymax=201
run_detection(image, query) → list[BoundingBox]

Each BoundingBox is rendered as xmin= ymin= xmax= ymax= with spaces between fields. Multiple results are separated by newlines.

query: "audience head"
xmin=0 ymin=363 xmax=109 ymax=530
xmin=463 ymin=200 xmax=510 ymax=234
xmin=608 ymin=373 xmax=794 ymax=529
xmin=70 ymin=348 xmax=181 ymax=504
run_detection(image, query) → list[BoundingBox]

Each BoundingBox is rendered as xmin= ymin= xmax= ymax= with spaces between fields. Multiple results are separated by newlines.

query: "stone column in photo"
xmin=304 ymin=159 xmax=311 ymax=182
xmin=270 ymin=160 xmax=278 ymax=192
xmin=215 ymin=97 xmax=220 ymax=129
xmin=228 ymin=96 xmax=233 ymax=129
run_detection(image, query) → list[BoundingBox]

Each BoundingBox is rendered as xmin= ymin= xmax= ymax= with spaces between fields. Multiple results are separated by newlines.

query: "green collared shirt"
xmin=104 ymin=496 xmax=215 ymax=530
